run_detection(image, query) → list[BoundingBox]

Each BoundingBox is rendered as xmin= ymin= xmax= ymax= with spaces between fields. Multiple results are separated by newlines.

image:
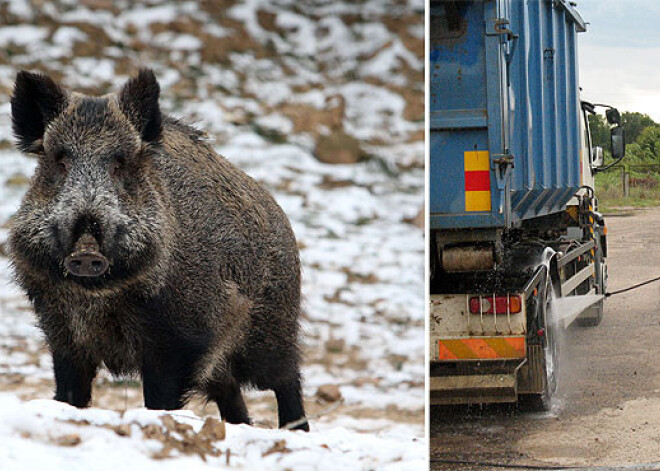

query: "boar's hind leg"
xmin=274 ymin=376 xmax=309 ymax=431
xmin=211 ymin=379 xmax=251 ymax=425
xmin=53 ymin=352 xmax=98 ymax=408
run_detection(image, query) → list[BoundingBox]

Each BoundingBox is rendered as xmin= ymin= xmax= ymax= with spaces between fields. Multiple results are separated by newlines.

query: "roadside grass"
xmin=595 ymin=170 xmax=660 ymax=212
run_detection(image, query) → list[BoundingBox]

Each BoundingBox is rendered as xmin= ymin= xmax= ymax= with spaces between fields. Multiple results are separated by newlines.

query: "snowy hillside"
xmin=0 ymin=0 xmax=425 ymax=468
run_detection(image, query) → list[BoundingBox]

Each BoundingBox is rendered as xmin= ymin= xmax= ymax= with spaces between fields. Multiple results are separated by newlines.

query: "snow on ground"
xmin=0 ymin=395 xmax=424 ymax=470
xmin=0 ymin=0 xmax=424 ymax=468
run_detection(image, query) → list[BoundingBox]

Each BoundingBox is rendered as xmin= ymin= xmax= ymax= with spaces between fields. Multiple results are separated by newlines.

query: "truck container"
xmin=429 ymin=0 xmax=625 ymax=410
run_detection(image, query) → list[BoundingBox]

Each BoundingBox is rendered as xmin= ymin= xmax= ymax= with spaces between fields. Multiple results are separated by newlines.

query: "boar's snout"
xmin=64 ymin=234 xmax=109 ymax=277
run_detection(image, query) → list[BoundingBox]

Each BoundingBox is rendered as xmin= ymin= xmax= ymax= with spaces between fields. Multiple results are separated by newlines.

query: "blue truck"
xmin=429 ymin=0 xmax=625 ymax=410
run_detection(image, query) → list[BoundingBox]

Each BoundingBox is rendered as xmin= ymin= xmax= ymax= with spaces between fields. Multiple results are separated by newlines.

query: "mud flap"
xmin=517 ymin=344 xmax=544 ymax=394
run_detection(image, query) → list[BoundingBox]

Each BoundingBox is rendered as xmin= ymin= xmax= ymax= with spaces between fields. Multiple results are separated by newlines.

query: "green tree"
xmin=626 ymin=125 xmax=660 ymax=162
xmin=624 ymin=142 xmax=643 ymax=162
xmin=621 ymin=112 xmax=656 ymax=144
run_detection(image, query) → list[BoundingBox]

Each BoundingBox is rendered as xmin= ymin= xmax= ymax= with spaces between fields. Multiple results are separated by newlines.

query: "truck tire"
xmin=577 ymin=235 xmax=607 ymax=327
xmin=520 ymin=277 xmax=559 ymax=411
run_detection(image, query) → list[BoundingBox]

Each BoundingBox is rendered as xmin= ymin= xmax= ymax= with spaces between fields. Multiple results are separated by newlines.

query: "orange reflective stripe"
xmin=438 ymin=340 xmax=479 ymax=360
xmin=466 ymin=339 xmax=500 ymax=359
xmin=437 ymin=341 xmax=459 ymax=360
xmin=489 ymin=337 xmax=525 ymax=357
xmin=505 ymin=337 xmax=526 ymax=356
xmin=438 ymin=337 xmax=526 ymax=360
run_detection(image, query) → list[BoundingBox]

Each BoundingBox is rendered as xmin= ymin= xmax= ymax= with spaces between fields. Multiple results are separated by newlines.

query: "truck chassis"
xmin=430 ymin=200 xmax=607 ymax=410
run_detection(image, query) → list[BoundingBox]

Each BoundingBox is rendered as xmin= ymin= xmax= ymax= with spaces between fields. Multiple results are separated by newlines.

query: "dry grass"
xmin=595 ymin=171 xmax=660 ymax=212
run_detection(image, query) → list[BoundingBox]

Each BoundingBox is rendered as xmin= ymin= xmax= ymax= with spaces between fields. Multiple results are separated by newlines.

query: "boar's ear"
xmin=118 ymin=68 xmax=162 ymax=142
xmin=11 ymin=71 xmax=68 ymax=153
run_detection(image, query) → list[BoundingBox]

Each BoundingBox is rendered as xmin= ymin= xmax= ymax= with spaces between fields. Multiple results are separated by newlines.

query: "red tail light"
xmin=469 ymin=295 xmax=522 ymax=315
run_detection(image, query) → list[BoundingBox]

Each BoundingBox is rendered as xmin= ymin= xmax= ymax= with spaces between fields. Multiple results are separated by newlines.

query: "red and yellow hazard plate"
xmin=437 ymin=337 xmax=525 ymax=360
xmin=464 ymin=150 xmax=491 ymax=212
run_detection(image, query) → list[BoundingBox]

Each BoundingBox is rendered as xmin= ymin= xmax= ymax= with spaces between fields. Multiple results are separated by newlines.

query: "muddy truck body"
xmin=429 ymin=0 xmax=625 ymax=410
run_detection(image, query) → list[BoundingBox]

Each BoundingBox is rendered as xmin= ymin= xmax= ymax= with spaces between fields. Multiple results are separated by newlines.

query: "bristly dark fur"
xmin=11 ymin=71 xmax=68 ymax=153
xmin=8 ymin=69 xmax=309 ymax=431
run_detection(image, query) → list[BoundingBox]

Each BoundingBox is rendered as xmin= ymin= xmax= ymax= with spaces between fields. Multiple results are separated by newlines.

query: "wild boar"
xmin=8 ymin=69 xmax=309 ymax=430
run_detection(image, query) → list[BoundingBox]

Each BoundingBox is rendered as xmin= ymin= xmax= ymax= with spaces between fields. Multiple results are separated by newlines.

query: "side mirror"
xmin=591 ymin=146 xmax=604 ymax=168
xmin=606 ymin=108 xmax=621 ymax=125
xmin=611 ymin=126 xmax=625 ymax=160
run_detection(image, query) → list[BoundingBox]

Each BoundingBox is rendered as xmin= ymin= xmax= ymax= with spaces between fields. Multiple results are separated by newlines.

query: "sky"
xmin=577 ymin=0 xmax=660 ymax=121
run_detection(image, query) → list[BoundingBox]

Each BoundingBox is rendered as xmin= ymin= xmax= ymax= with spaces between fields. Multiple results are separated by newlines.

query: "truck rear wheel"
xmin=520 ymin=277 xmax=559 ymax=411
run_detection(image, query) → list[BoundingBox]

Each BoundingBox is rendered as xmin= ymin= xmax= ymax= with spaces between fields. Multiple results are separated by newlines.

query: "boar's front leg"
xmin=141 ymin=333 xmax=210 ymax=410
xmin=53 ymin=351 xmax=98 ymax=408
xmin=139 ymin=303 xmax=211 ymax=410
xmin=141 ymin=355 xmax=190 ymax=411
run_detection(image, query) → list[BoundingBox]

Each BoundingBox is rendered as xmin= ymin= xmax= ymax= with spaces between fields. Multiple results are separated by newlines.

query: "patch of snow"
xmin=337 ymin=82 xmax=414 ymax=142
xmin=255 ymin=114 xmax=293 ymax=136
xmin=118 ymin=5 xmax=181 ymax=28
xmin=70 ymin=58 xmax=116 ymax=85
xmin=0 ymin=25 xmax=48 ymax=47
xmin=154 ymin=33 xmax=202 ymax=51
xmin=52 ymin=27 xmax=88 ymax=49
xmin=360 ymin=39 xmax=422 ymax=83
xmin=204 ymin=23 xmax=230 ymax=38
xmin=5 ymin=0 xmax=33 ymax=19
xmin=59 ymin=8 xmax=114 ymax=26
xmin=275 ymin=11 xmax=318 ymax=57
xmin=290 ymin=89 xmax=327 ymax=109
xmin=244 ymin=77 xmax=292 ymax=107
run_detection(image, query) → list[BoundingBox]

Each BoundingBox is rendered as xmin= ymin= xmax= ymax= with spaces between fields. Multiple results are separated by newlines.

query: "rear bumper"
xmin=430 ymin=374 xmax=518 ymax=405
xmin=429 ymin=360 xmax=525 ymax=405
